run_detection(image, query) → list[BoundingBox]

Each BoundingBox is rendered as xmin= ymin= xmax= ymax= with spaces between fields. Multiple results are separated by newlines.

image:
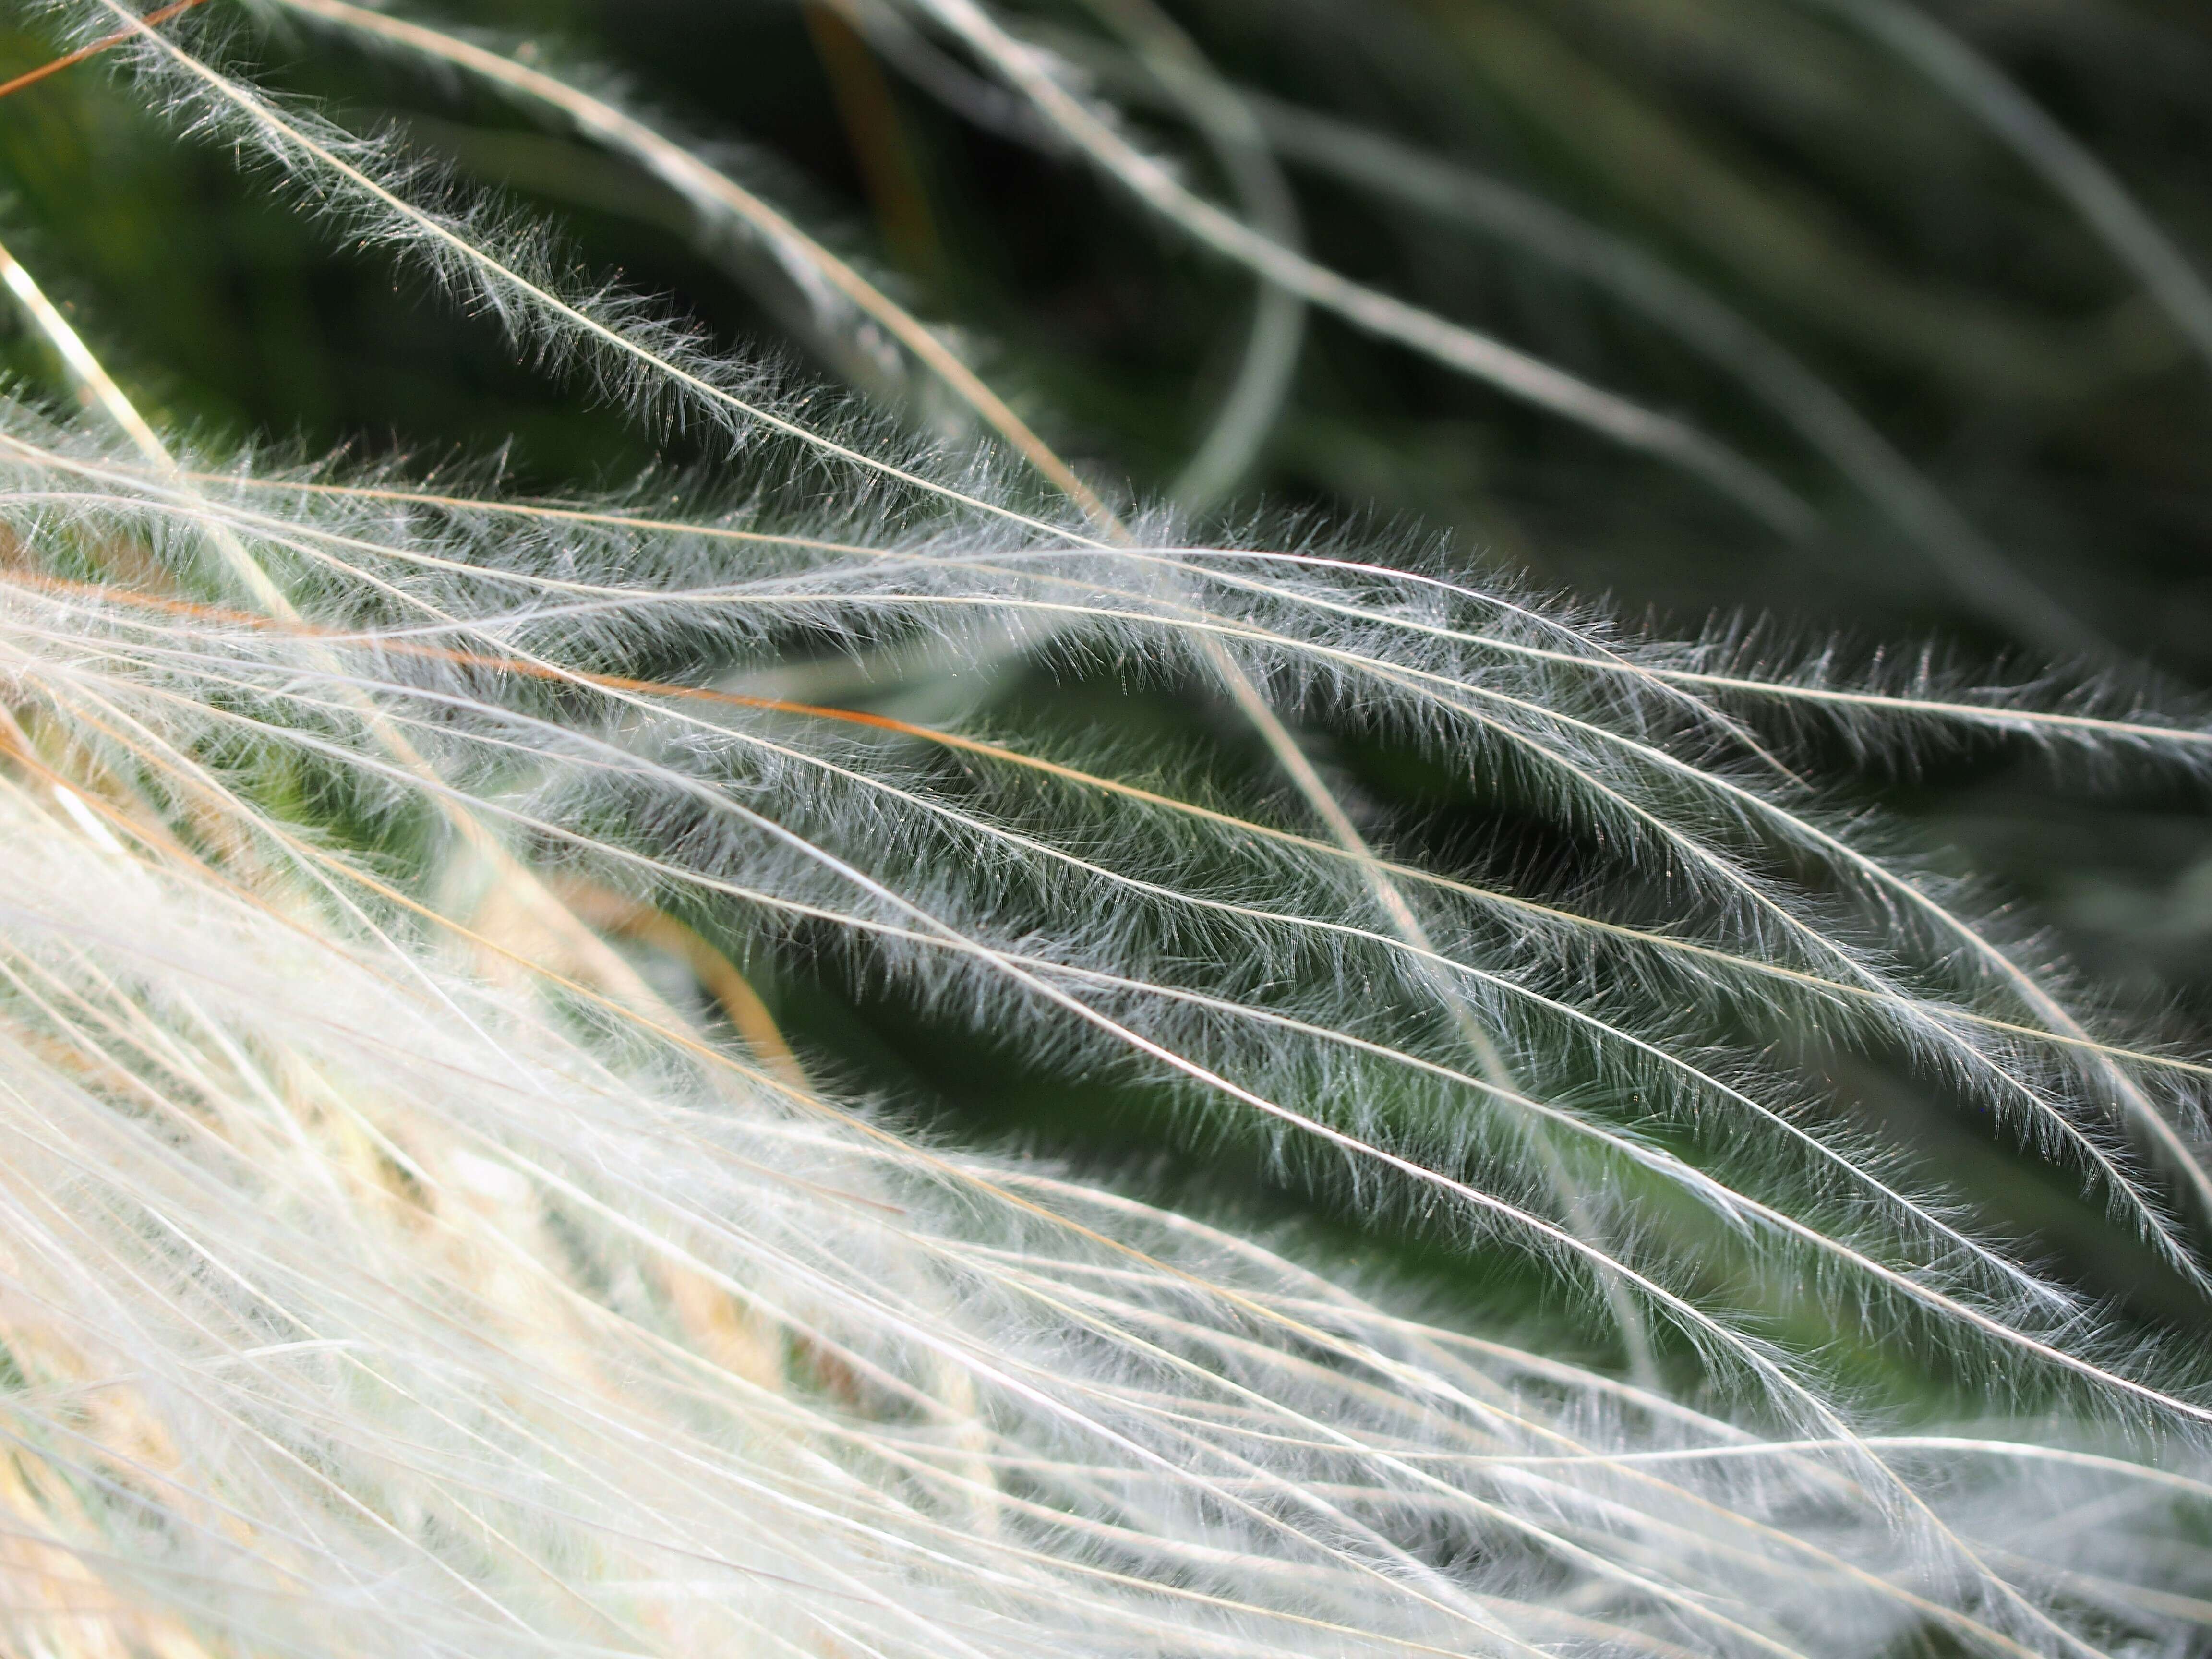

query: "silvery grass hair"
xmin=2 ymin=1 xmax=2212 ymax=1656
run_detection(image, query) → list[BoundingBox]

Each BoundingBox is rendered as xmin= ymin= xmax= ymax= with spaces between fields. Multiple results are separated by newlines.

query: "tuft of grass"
xmin=0 ymin=1 xmax=2209 ymax=1654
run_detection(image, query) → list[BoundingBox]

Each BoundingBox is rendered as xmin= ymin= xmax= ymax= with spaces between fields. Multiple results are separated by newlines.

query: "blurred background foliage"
xmin=4 ymin=0 xmax=2211 ymax=1359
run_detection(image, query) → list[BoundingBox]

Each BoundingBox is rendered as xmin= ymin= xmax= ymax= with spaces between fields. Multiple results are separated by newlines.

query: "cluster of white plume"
xmin=1 ymin=1 xmax=2211 ymax=1655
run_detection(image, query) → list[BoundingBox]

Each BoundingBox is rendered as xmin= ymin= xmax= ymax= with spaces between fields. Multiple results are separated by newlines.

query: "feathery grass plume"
xmin=1 ymin=0 xmax=2211 ymax=1655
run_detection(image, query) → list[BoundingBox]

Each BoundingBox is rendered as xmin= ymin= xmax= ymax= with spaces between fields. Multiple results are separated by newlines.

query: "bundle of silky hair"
xmin=1 ymin=1 xmax=2211 ymax=1655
